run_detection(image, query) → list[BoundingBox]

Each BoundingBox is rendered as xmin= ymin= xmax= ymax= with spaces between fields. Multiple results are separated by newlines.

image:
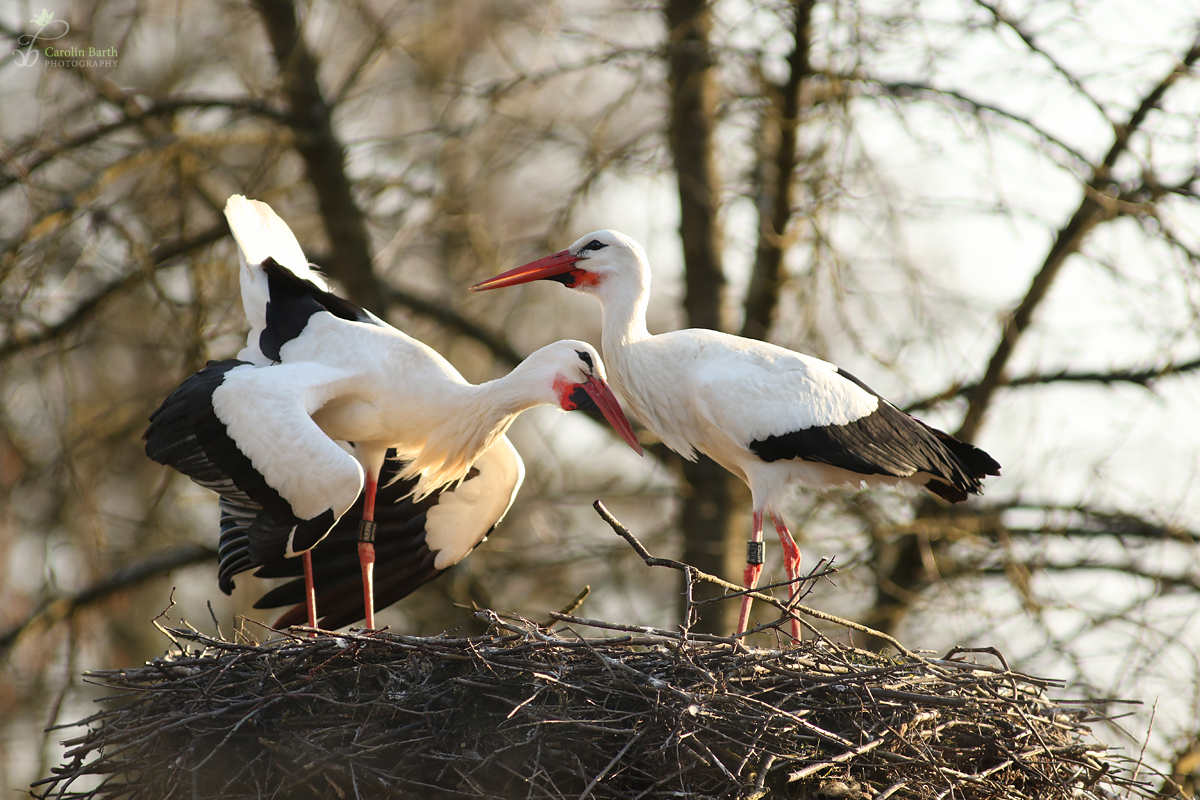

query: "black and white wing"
xmin=144 ymin=358 xmax=365 ymax=592
xmin=255 ymin=438 xmax=524 ymax=629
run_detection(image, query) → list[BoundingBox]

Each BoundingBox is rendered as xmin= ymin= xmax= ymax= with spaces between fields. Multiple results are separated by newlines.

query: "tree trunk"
xmin=252 ymin=0 xmax=380 ymax=307
xmin=742 ymin=0 xmax=814 ymax=341
xmin=664 ymin=0 xmax=741 ymax=633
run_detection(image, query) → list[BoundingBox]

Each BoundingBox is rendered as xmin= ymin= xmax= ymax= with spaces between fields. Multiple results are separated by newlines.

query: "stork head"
xmin=470 ymin=230 xmax=648 ymax=301
xmin=525 ymin=340 xmax=643 ymax=455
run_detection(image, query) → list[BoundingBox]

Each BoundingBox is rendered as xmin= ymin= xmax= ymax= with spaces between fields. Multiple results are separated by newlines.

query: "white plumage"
xmin=146 ymin=198 xmax=640 ymax=631
xmin=424 ymin=437 xmax=525 ymax=570
xmin=472 ymin=229 xmax=1000 ymax=639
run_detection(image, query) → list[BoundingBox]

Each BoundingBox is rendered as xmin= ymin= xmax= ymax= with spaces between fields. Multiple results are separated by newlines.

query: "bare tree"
xmin=2 ymin=0 xmax=1198 ymax=792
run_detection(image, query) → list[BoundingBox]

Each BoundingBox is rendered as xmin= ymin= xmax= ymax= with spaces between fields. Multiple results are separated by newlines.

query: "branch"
xmin=0 ymin=97 xmax=285 ymax=192
xmin=971 ymin=0 xmax=1107 ymax=122
xmin=903 ymin=356 xmax=1200 ymax=414
xmin=0 ymin=224 xmax=227 ymax=362
xmin=956 ymin=33 xmax=1200 ymax=442
xmin=592 ymin=501 xmax=920 ymax=659
xmin=978 ymin=561 xmax=1200 ymax=594
xmin=1001 ymin=504 xmax=1199 ymax=545
xmin=381 ymin=284 xmax=523 ymax=368
xmin=0 ymin=543 xmax=218 ymax=655
xmin=861 ymin=79 xmax=1089 ymax=168
xmin=307 ymin=248 xmax=525 ymax=367
xmin=1160 ymin=736 xmax=1200 ymax=799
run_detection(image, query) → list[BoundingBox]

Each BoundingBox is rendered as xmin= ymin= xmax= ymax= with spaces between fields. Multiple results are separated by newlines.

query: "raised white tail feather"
xmin=224 ymin=195 xmax=329 ymax=363
xmin=224 ymin=195 xmax=320 ymax=283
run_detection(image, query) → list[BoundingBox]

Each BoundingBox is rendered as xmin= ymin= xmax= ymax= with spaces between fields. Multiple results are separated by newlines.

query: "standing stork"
xmin=471 ymin=230 xmax=1000 ymax=639
xmin=145 ymin=199 xmax=641 ymax=631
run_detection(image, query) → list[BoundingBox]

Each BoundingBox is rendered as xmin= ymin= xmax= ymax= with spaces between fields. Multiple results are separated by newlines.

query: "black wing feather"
xmin=254 ymin=458 xmax=489 ymax=630
xmin=750 ymin=368 xmax=1000 ymax=503
xmin=259 ymin=258 xmax=378 ymax=361
xmin=144 ymin=359 xmax=335 ymax=592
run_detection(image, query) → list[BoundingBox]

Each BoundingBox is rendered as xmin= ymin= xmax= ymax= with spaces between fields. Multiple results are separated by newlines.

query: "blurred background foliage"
xmin=2 ymin=0 xmax=1199 ymax=794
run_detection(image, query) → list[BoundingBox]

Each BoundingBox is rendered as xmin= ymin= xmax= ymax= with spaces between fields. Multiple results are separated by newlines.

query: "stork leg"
xmin=358 ymin=472 xmax=379 ymax=630
xmin=771 ymin=513 xmax=802 ymax=642
xmin=736 ymin=510 xmax=766 ymax=636
xmin=301 ymin=549 xmax=318 ymax=635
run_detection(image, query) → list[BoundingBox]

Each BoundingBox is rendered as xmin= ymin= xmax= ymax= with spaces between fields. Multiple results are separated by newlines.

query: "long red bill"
xmin=583 ymin=375 xmax=643 ymax=456
xmin=470 ymin=249 xmax=578 ymax=291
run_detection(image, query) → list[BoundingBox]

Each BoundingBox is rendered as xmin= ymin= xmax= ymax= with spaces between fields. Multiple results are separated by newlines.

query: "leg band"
xmin=358 ymin=519 xmax=377 ymax=545
xmin=747 ymin=540 xmax=765 ymax=565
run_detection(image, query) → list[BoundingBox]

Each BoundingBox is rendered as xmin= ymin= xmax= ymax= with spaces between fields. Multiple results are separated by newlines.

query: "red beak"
xmin=581 ymin=375 xmax=643 ymax=456
xmin=470 ymin=249 xmax=579 ymax=291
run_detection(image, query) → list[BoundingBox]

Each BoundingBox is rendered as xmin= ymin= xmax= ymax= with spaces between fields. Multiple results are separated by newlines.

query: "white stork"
xmin=471 ymin=230 xmax=1000 ymax=639
xmin=145 ymin=199 xmax=641 ymax=631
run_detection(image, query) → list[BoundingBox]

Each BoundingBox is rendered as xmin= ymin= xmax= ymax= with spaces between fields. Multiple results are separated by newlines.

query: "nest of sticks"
xmin=36 ymin=506 xmax=1150 ymax=800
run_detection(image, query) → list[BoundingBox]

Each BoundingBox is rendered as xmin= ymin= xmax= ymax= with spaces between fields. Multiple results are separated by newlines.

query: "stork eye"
xmin=575 ymin=350 xmax=594 ymax=370
xmin=581 ymin=239 xmax=606 ymax=252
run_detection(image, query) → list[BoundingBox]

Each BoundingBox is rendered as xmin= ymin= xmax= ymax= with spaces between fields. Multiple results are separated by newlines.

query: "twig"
xmin=593 ymin=500 xmax=922 ymax=660
xmin=787 ymin=738 xmax=884 ymax=781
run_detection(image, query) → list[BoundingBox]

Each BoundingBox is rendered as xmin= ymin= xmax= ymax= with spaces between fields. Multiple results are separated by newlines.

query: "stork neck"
xmin=598 ymin=272 xmax=651 ymax=350
xmin=403 ymin=378 xmax=523 ymax=497
xmin=474 ymin=371 xmax=540 ymax=422
xmin=464 ymin=358 xmax=555 ymax=441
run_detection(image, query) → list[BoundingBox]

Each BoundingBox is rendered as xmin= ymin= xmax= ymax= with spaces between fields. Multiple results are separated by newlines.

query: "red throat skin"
xmin=566 ymin=269 xmax=601 ymax=289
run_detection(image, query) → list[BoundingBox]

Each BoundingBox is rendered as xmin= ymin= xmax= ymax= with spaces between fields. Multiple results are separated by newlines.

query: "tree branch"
xmin=979 ymin=562 xmax=1200 ymax=594
xmin=956 ymin=33 xmax=1200 ymax=442
xmin=1001 ymin=504 xmax=1198 ymax=545
xmin=593 ymin=501 xmax=918 ymax=658
xmin=903 ymin=355 xmax=1200 ymax=414
xmin=0 ymin=543 xmax=218 ymax=655
xmin=861 ymin=79 xmax=1089 ymax=168
xmin=0 ymin=224 xmax=227 ymax=362
xmin=0 ymin=97 xmax=285 ymax=192
xmin=971 ymin=0 xmax=1107 ymax=121
xmin=381 ymin=284 xmax=523 ymax=367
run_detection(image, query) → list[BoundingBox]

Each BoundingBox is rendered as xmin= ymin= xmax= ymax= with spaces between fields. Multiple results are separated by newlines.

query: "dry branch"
xmin=955 ymin=32 xmax=1200 ymax=442
xmin=0 ymin=544 xmax=218 ymax=654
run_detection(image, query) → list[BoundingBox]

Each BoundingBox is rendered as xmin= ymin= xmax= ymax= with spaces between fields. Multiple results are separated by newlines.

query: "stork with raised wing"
xmin=471 ymin=230 xmax=999 ymax=639
xmin=145 ymin=199 xmax=642 ymax=631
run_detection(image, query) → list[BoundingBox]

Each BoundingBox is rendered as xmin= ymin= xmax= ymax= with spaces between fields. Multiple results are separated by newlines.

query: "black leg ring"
xmin=747 ymin=540 xmax=764 ymax=566
xmin=358 ymin=519 xmax=377 ymax=545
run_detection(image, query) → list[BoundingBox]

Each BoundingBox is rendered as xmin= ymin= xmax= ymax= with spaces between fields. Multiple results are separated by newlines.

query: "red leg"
xmin=771 ymin=513 xmax=802 ymax=643
xmin=302 ymin=549 xmax=318 ymax=635
xmin=736 ymin=510 xmax=765 ymax=636
xmin=358 ymin=472 xmax=378 ymax=630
